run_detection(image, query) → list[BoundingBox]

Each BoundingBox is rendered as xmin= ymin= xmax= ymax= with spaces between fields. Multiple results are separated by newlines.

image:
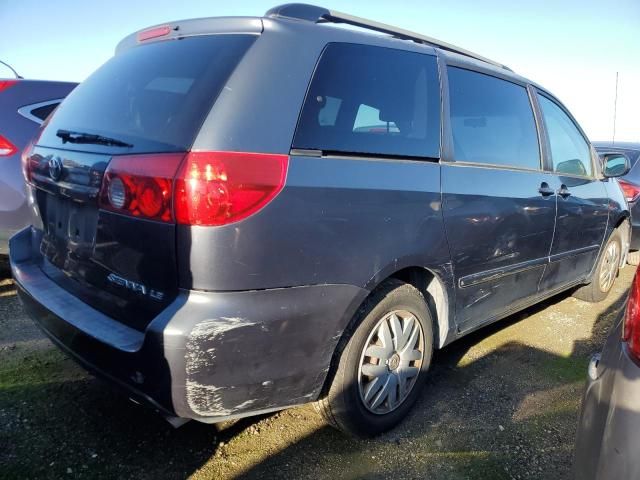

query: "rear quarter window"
xmin=39 ymin=35 xmax=256 ymax=153
xmin=293 ymin=43 xmax=441 ymax=158
xmin=30 ymin=103 xmax=59 ymax=122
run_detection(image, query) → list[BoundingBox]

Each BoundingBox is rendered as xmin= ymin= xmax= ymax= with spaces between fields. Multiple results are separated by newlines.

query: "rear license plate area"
xmin=40 ymin=194 xmax=98 ymax=269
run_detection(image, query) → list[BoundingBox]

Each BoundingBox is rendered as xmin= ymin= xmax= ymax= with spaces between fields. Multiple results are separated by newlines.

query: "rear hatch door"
xmin=27 ymin=32 xmax=257 ymax=331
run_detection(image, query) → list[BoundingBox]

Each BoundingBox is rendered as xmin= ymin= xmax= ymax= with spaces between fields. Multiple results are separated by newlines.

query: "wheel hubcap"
xmin=357 ymin=310 xmax=424 ymax=415
xmin=388 ymin=353 xmax=401 ymax=371
xmin=599 ymin=241 xmax=620 ymax=293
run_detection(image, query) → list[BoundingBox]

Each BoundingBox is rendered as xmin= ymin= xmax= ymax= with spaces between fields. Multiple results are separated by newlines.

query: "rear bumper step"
xmin=11 ymin=227 xmax=175 ymax=416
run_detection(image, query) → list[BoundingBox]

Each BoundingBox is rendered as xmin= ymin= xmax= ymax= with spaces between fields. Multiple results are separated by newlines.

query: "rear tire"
xmin=628 ymin=251 xmax=640 ymax=266
xmin=573 ymin=230 xmax=622 ymax=303
xmin=315 ymin=279 xmax=434 ymax=438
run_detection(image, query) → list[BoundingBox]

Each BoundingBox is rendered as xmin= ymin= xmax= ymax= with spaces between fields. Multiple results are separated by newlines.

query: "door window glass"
xmin=537 ymin=94 xmax=593 ymax=177
xmin=448 ymin=67 xmax=541 ymax=170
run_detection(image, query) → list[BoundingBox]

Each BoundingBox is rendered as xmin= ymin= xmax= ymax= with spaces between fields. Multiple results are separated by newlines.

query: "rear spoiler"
xmin=115 ymin=16 xmax=263 ymax=54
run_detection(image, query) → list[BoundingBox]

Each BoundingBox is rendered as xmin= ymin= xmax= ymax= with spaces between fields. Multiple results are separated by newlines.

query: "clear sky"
xmin=1 ymin=0 xmax=638 ymax=142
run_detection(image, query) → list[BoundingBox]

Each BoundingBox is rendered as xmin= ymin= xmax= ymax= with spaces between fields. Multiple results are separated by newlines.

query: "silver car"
xmin=0 ymin=78 xmax=76 ymax=254
xmin=575 ymin=266 xmax=640 ymax=479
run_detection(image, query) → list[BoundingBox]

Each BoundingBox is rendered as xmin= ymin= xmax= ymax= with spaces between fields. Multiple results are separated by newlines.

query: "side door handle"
xmin=558 ymin=184 xmax=571 ymax=198
xmin=538 ymin=182 xmax=554 ymax=197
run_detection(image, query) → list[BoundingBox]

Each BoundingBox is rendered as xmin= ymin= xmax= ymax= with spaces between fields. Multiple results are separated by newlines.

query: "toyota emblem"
xmin=48 ymin=157 xmax=63 ymax=181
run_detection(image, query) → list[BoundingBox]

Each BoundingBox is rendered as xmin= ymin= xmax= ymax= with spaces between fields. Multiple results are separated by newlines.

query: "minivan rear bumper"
xmin=10 ymin=227 xmax=368 ymax=423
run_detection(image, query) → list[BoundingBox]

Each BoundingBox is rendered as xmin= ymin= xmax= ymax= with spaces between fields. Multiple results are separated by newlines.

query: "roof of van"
xmin=116 ymin=4 xmax=545 ymax=92
xmin=117 ymin=4 xmax=503 ymax=65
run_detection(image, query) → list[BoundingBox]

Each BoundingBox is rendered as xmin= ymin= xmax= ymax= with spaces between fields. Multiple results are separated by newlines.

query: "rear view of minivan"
xmin=10 ymin=4 xmax=630 ymax=437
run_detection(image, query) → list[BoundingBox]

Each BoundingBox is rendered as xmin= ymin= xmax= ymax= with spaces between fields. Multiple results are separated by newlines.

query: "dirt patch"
xmin=0 ymin=266 xmax=634 ymax=479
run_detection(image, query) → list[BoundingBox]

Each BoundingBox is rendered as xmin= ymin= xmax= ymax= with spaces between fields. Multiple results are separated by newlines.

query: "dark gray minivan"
xmin=10 ymin=4 xmax=632 ymax=437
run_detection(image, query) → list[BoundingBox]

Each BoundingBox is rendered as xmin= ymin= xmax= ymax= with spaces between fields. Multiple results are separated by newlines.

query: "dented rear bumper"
xmin=10 ymin=227 xmax=368 ymax=422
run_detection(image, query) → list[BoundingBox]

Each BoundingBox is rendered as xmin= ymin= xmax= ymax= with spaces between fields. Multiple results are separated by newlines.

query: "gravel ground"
xmin=0 ymin=263 xmax=634 ymax=480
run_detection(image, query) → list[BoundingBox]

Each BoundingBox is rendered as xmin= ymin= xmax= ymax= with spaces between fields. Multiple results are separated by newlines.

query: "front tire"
xmin=315 ymin=279 xmax=434 ymax=437
xmin=573 ymin=230 xmax=622 ymax=303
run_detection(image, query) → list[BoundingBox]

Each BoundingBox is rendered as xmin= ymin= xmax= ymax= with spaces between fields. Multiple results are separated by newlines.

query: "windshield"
xmin=39 ymin=34 xmax=256 ymax=153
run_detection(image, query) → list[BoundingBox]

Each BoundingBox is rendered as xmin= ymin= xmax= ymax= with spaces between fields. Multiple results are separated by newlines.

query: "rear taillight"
xmin=174 ymin=151 xmax=288 ymax=226
xmin=0 ymin=134 xmax=17 ymax=156
xmin=0 ymin=80 xmax=17 ymax=92
xmin=99 ymin=151 xmax=288 ymax=225
xmin=0 ymin=80 xmax=18 ymax=156
xmin=618 ymin=179 xmax=640 ymax=203
xmin=99 ymin=153 xmax=184 ymax=222
xmin=623 ymin=269 xmax=640 ymax=361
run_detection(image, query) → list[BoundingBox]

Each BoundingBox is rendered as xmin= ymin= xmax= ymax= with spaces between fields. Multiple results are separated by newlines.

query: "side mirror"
xmin=602 ymin=153 xmax=631 ymax=178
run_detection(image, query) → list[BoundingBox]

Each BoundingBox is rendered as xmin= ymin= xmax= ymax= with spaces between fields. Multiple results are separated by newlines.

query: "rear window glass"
xmin=293 ymin=43 xmax=440 ymax=158
xmin=39 ymin=35 xmax=256 ymax=153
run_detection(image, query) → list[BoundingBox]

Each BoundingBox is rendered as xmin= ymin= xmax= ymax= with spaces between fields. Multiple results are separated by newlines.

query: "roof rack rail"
xmin=265 ymin=3 xmax=511 ymax=71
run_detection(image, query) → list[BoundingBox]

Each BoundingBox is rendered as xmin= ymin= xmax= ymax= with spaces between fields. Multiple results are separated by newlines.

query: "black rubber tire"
xmin=314 ymin=279 xmax=434 ymax=438
xmin=627 ymin=251 xmax=640 ymax=266
xmin=573 ymin=230 xmax=622 ymax=303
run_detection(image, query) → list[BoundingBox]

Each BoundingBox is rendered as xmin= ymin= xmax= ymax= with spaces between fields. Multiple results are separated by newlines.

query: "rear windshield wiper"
xmin=56 ymin=129 xmax=133 ymax=148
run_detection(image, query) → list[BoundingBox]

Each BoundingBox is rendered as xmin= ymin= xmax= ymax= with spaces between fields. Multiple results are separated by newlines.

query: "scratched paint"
xmin=185 ymin=317 xmax=257 ymax=416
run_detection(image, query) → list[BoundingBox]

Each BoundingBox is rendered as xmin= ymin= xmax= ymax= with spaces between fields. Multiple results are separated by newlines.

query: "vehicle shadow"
xmin=0 ymin=275 xmax=272 ymax=479
xmin=0 ymin=273 xmax=632 ymax=479
xmin=0 ymin=370 xmax=273 ymax=479
xmin=233 ymin=284 xmax=631 ymax=480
